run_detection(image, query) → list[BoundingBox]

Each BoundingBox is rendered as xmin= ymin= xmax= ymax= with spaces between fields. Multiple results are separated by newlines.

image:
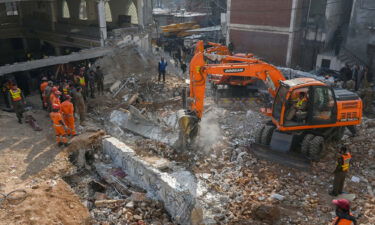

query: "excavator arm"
xmin=189 ymin=41 xmax=286 ymax=119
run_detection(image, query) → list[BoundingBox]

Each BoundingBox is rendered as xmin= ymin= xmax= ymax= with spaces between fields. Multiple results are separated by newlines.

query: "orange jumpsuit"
xmin=40 ymin=82 xmax=48 ymax=107
xmin=50 ymin=93 xmax=61 ymax=106
xmin=60 ymin=100 xmax=76 ymax=135
xmin=50 ymin=111 xmax=67 ymax=144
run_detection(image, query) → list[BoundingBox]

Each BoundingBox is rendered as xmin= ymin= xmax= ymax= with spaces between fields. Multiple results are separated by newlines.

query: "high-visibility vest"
xmin=63 ymin=85 xmax=69 ymax=95
xmin=296 ymin=97 xmax=306 ymax=108
xmin=341 ymin=153 xmax=352 ymax=172
xmin=332 ymin=213 xmax=355 ymax=225
xmin=9 ymin=88 xmax=22 ymax=101
xmin=79 ymin=77 xmax=86 ymax=86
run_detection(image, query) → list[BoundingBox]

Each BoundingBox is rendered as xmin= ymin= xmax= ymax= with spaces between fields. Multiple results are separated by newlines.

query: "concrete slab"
xmin=102 ymin=137 xmax=224 ymax=225
xmin=109 ymin=109 xmax=178 ymax=146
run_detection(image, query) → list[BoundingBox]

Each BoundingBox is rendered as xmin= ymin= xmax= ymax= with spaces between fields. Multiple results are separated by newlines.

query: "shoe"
xmin=58 ymin=142 xmax=63 ymax=147
xmin=64 ymin=143 xmax=70 ymax=147
xmin=18 ymin=119 xmax=22 ymax=124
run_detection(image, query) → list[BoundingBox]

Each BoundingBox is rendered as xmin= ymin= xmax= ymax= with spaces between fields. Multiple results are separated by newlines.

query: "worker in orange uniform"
xmin=7 ymin=84 xmax=26 ymax=124
xmin=50 ymin=88 xmax=61 ymax=107
xmin=40 ymin=77 xmax=48 ymax=109
xmin=330 ymin=146 xmax=352 ymax=196
xmin=331 ymin=199 xmax=357 ymax=224
xmin=50 ymin=104 xmax=69 ymax=147
xmin=60 ymin=95 xmax=76 ymax=136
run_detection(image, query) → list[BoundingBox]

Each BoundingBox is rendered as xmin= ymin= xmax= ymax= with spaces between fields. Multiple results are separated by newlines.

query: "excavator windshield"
xmin=272 ymin=85 xmax=288 ymax=122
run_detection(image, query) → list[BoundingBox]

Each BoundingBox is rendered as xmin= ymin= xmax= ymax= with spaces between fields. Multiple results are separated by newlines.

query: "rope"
xmin=0 ymin=189 xmax=27 ymax=206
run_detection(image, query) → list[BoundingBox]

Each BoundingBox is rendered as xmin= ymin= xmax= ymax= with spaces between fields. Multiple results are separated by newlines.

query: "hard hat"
xmin=332 ymin=199 xmax=350 ymax=211
xmin=55 ymin=90 xmax=62 ymax=95
xmin=42 ymin=77 xmax=48 ymax=81
xmin=52 ymin=87 xmax=58 ymax=92
xmin=52 ymin=104 xmax=60 ymax=110
xmin=65 ymin=95 xmax=71 ymax=99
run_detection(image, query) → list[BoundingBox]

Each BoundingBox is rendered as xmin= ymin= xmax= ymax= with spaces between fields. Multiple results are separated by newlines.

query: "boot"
xmin=64 ymin=142 xmax=70 ymax=147
xmin=18 ymin=118 xmax=22 ymax=124
xmin=58 ymin=142 xmax=63 ymax=147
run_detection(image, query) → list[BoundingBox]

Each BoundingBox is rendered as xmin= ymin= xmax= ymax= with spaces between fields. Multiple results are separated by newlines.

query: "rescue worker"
xmin=40 ymin=77 xmax=48 ymax=109
xmin=50 ymin=104 xmax=69 ymax=147
xmin=44 ymin=81 xmax=54 ymax=111
xmin=61 ymin=80 xmax=70 ymax=102
xmin=8 ymin=84 xmax=26 ymax=124
xmin=50 ymin=88 xmax=61 ymax=107
xmin=330 ymin=146 xmax=352 ymax=196
xmin=331 ymin=199 xmax=357 ymax=225
xmin=71 ymin=86 xmax=86 ymax=125
xmin=60 ymin=95 xmax=76 ymax=136
xmin=77 ymin=73 xmax=87 ymax=101
xmin=95 ymin=66 xmax=104 ymax=95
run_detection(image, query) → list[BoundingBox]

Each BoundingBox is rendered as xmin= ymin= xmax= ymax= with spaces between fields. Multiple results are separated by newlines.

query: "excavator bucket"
xmin=176 ymin=110 xmax=199 ymax=150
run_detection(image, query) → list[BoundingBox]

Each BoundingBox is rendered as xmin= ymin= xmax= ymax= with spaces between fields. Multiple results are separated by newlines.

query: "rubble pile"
xmin=64 ymin=146 xmax=174 ymax=225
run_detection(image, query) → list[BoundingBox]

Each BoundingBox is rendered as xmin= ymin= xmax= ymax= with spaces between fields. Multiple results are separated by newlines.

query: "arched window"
xmin=62 ymin=0 xmax=70 ymax=18
xmin=128 ymin=2 xmax=138 ymax=24
xmin=79 ymin=0 xmax=88 ymax=20
xmin=105 ymin=2 xmax=112 ymax=22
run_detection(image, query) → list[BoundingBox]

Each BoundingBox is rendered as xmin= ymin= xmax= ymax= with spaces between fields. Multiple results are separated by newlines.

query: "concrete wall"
xmin=228 ymin=0 xmax=309 ymax=67
xmin=345 ymin=0 xmax=375 ymax=65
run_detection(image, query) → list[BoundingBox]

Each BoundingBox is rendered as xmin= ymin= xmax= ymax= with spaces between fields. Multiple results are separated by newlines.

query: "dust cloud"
xmin=195 ymin=109 xmax=222 ymax=153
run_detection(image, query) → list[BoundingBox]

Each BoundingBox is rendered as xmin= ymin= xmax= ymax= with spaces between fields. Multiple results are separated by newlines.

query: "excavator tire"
xmin=261 ymin=125 xmax=276 ymax=145
xmin=301 ymin=134 xmax=315 ymax=156
xmin=309 ymin=136 xmax=325 ymax=161
xmin=254 ymin=125 xmax=265 ymax=144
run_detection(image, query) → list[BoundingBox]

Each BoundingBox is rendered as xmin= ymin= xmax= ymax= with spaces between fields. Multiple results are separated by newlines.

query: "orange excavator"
xmin=178 ymin=41 xmax=362 ymax=162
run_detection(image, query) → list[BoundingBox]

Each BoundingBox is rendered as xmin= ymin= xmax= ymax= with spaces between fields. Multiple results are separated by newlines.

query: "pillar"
xmin=97 ymin=0 xmax=107 ymax=46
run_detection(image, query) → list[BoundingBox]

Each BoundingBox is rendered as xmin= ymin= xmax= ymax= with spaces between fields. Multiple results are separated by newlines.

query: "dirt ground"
xmin=0 ymin=95 xmax=93 ymax=225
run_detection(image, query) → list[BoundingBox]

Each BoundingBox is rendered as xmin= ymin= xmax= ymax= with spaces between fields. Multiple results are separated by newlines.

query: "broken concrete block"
xmin=110 ymin=81 xmax=121 ymax=93
xmin=102 ymin=137 xmax=223 ymax=225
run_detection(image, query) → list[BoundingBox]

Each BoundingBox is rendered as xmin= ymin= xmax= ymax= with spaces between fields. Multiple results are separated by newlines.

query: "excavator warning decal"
xmin=224 ymin=68 xmax=245 ymax=73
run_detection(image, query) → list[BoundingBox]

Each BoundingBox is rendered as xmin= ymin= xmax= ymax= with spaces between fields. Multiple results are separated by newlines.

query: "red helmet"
xmin=52 ymin=104 xmax=60 ymax=110
xmin=51 ymin=87 xmax=58 ymax=92
xmin=332 ymin=199 xmax=350 ymax=211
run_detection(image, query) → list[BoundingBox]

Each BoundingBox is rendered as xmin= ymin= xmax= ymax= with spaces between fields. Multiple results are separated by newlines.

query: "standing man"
xmin=71 ymin=86 xmax=86 ymax=125
xmin=158 ymin=57 xmax=168 ymax=82
xmin=95 ymin=66 xmax=104 ymax=95
xmin=2 ymin=79 xmax=13 ymax=108
xmin=330 ymin=146 xmax=352 ymax=196
xmin=340 ymin=63 xmax=352 ymax=88
xmin=8 ymin=84 xmax=26 ymax=124
xmin=60 ymin=95 xmax=76 ymax=136
xmin=352 ymin=65 xmax=360 ymax=91
xmin=50 ymin=104 xmax=69 ymax=147
xmin=50 ymin=88 xmax=61 ymax=107
xmin=181 ymin=62 xmax=187 ymax=75
xmin=88 ymin=71 xmax=96 ymax=98
xmin=331 ymin=199 xmax=357 ymax=225
xmin=40 ymin=77 xmax=48 ymax=109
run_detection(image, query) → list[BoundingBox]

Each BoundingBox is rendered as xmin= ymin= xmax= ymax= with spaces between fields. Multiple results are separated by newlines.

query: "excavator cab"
xmin=271 ymin=80 xmax=338 ymax=128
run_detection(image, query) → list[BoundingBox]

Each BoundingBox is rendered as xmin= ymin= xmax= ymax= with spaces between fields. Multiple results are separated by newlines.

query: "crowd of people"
xmin=2 ymin=62 xmax=105 ymax=147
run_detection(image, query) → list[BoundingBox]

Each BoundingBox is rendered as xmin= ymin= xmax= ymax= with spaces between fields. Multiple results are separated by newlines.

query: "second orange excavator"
xmin=178 ymin=41 xmax=362 ymax=162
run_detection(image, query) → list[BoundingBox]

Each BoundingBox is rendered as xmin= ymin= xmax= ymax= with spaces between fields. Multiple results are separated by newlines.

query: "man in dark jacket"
xmin=340 ymin=63 xmax=352 ymax=88
xmin=158 ymin=57 xmax=168 ymax=82
xmin=330 ymin=146 xmax=351 ymax=196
